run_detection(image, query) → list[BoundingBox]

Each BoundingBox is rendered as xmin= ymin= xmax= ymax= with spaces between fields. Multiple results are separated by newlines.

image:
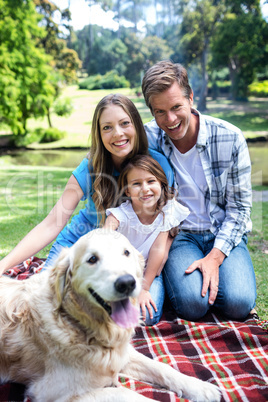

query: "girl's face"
xmin=125 ymin=167 xmax=162 ymax=214
xmin=99 ymin=104 xmax=136 ymax=169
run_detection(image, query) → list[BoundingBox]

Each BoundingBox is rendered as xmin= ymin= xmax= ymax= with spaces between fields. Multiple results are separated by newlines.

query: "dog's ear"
xmin=49 ymin=248 xmax=73 ymax=306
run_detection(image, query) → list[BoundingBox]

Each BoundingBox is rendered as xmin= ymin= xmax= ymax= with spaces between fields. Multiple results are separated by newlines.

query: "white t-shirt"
xmin=170 ymin=143 xmax=211 ymax=231
xmin=106 ymin=199 xmax=189 ymax=261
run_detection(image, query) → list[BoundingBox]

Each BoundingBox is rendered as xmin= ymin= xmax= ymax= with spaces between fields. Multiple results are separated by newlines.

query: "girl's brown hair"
xmin=118 ymin=154 xmax=174 ymax=215
xmin=90 ymin=94 xmax=148 ymax=223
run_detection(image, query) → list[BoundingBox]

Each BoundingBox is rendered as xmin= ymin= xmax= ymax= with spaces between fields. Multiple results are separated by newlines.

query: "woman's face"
xmin=99 ymin=104 xmax=137 ymax=169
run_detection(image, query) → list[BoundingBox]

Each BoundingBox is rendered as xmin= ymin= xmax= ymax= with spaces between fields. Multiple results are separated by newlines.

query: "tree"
xmin=0 ymin=0 xmax=55 ymax=135
xmin=123 ymin=33 xmax=172 ymax=87
xmin=34 ymin=0 xmax=81 ymax=127
xmin=174 ymin=0 xmax=225 ymax=111
xmin=211 ymin=1 xmax=268 ymax=100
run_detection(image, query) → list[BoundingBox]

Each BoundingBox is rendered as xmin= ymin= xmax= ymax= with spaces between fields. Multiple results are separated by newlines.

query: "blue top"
xmin=56 ymin=149 xmax=174 ymax=247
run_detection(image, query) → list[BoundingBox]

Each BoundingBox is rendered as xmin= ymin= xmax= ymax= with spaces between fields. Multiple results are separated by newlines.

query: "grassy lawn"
xmin=0 ymin=165 xmax=267 ymax=320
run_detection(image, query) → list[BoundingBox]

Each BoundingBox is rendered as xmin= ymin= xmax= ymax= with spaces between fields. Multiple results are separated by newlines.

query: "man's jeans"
xmin=162 ymin=230 xmax=256 ymax=321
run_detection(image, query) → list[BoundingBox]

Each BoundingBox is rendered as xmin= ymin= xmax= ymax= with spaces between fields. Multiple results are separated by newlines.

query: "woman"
xmin=0 ymin=94 xmax=173 ymax=275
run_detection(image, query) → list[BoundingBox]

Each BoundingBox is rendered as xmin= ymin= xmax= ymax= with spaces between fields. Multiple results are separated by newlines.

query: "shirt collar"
xmin=193 ymin=108 xmax=207 ymax=148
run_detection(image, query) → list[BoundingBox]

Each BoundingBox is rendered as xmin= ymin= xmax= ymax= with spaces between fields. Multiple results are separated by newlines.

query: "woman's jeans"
xmin=163 ymin=230 xmax=256 ymax=321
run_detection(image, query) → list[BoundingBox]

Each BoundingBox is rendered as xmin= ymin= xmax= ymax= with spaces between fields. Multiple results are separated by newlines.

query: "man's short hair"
xmin=142 ymin=60 xmax=192 ymax=113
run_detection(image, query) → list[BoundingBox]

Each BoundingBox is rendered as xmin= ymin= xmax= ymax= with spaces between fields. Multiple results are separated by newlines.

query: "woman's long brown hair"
xmin=89 ymin=94 xmax=148 ymax=224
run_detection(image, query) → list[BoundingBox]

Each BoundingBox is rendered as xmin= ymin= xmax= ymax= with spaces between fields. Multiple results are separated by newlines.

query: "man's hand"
xmin=138 ymin=289 xmax=157 ymax=321
xmin=185 ymin=248 xmax=225 ymax=305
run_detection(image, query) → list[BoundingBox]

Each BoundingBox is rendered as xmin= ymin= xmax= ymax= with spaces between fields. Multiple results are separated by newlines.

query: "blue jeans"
xmin=144 ymin=273 xmax=166 ymax=326
xmin=163 ymin=231 xmax=257 ymax=321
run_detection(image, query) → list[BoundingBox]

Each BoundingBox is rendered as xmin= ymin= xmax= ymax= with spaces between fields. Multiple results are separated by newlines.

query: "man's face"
xmin=150 ymin=81 xmax=194 ymax=144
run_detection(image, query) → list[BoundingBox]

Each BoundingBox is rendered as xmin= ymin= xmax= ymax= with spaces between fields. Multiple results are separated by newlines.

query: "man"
xmin=142 ymin=60 xmax=256 ymax=321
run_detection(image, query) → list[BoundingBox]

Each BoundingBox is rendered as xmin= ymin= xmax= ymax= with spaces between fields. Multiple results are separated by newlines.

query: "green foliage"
xmin=53 ymin=97 xmax=74 ymax=117
xmin=38 ymin=127 xmax=66 ymax=143
xmin=79 ymin=71 xmax=130 ymax=90
xmin=12 ymin=127 xmax=66 ymax=146
xmin=0 ymin=0 xmax=55 ymax=135
xmin=211 ymin=4 xmax=268 ymax=100
xmin=249 ymin=81 xmax=268 ymax=97
xmin=35 ymin=0 xmax=81 ymax=85
xmin=12 ymin=131 xmax=41 ymax=147
xmin=72 ymin=25 xmax=172 ymax=87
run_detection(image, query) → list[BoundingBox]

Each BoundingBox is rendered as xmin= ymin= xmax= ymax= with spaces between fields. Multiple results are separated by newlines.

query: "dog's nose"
xmin=114 ymin=274 xmax=136 ymax=296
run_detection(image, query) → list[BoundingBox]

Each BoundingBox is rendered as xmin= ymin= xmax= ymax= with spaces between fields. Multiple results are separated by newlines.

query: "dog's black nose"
xmin=114 ymin=274 xmax=136 ymax=296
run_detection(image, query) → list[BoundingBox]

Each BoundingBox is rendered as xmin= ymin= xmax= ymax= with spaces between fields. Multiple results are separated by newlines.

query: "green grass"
xmin=248 ymin=199 xmax=268 ymax=320
xmin=202 ymin=97 xmax=268 ymax=137
xmin=0 ymin=165 xmax=267 ymax=320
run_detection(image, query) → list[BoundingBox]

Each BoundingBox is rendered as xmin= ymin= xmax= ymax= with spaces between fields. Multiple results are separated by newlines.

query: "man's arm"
xmin=214 ymin=134 xmax=252 ymax=256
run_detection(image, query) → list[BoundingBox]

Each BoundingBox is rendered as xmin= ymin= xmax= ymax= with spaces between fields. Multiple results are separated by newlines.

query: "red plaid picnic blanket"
xmin=1 ymin=258 xmax=268 ymax=402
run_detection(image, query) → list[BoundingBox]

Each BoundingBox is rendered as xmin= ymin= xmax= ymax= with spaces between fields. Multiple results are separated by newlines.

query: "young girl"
xmin=104 ymin=155 xmax=189 ymax=325
xmin=0 ymin=95 xmax=173 ymax=275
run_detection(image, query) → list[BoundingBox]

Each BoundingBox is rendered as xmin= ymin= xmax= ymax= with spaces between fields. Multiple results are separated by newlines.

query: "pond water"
xmin=1 ymin=144 xmax=267 ymax=185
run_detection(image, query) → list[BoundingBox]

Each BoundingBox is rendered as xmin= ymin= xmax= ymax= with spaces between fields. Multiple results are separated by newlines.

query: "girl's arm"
xmin=0 ymin=175 xmax=83 ymax=276
xmin=103 ymin=214 xmax=119 ymax=231
xmin=139 ymin=231 xmax=170 ymax=320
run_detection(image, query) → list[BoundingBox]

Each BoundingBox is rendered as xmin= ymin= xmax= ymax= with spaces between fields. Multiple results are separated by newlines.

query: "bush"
xmin=248 ymin=81 xmax=268 ymax=97
xmin=38 ymin=128 xmax=66 ymax=143
xmin=79 ymin=74 xmax=103 ymax=90
xmin=79 ymin=71 xmax=130 ymax=90
xmin=53 ymin=97 xmax=73 ymax=117
xmin=13 ymin=131 xmax=41 ymax=147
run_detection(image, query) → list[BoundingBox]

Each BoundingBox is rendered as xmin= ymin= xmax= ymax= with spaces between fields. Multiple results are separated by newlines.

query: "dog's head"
xmin=50 ymin=229 xmax=144 ymax=329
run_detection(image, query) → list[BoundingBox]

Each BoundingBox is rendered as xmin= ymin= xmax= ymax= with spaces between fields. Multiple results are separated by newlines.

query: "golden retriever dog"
xmin=0 ymin=230 xmax=221 ymax=402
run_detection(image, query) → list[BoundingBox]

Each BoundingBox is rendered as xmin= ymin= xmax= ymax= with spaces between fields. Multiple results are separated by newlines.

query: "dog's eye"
xmin=87 ymin=255 xmax=98 ymax=264
xmin=124 ymin=249 xmax=130 ymax=257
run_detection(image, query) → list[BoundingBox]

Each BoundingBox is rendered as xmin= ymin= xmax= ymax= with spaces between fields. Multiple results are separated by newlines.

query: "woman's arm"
xmin=0 ymin=175 xmax=83 ymax=276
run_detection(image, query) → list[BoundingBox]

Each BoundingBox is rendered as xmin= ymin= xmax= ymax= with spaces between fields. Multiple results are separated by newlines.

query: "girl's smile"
xmin=125 ymin=167 xmax=162 ymax=221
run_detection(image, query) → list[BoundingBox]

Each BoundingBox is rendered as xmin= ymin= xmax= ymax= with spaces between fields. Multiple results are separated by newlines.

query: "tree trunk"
xmin=197 ymin=43 xmax=208 ymax=112
xmin=228 ymin=59 xmax=238 ymax=100
xmin=47 ymin=108 xmax=53 ymax=128
xmin=116 ymin=0 xmax=122 ymax=39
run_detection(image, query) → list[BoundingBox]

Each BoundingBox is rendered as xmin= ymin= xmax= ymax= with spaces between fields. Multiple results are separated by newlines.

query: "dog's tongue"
xmin=110 ymin=299 xmax=139 ymax=328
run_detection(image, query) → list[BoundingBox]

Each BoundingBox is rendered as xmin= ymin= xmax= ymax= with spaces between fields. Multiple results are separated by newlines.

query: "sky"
xmin=53 ymin=0 xmax=156 ymax=31
xmin=54 ymin=0 xmax=268 ymax=31
xmin=53 ymin=0 xmax=132 ymax=31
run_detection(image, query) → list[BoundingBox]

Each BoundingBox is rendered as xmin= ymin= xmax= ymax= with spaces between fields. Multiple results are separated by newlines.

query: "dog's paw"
xmin=181 ymin=376 xmax=221 ymax=402
xmin=182 ymin=377 xmax=221 ymax=402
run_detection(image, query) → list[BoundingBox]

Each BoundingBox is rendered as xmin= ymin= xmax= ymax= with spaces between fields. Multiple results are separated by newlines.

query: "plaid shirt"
xmin=145 ymin=109 xmax=252 ymax=256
